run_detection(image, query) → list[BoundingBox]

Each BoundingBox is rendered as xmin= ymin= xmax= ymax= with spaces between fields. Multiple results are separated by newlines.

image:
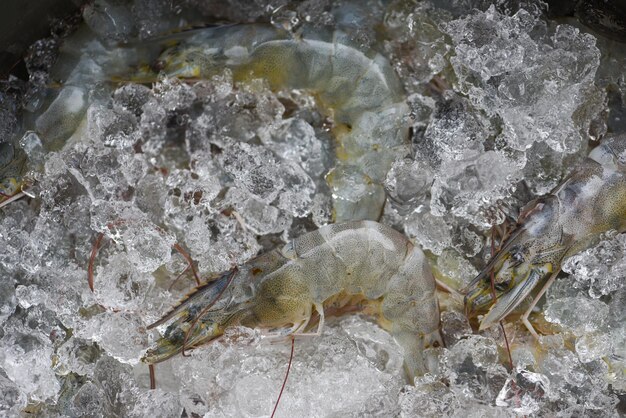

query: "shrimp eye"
xmin=432 ymin=341 xmax=441 ymax=348
xmin=494 ymin=282 xmax=509 ymax=292
xmin=511 ymin=252 xmax=524 ymax=266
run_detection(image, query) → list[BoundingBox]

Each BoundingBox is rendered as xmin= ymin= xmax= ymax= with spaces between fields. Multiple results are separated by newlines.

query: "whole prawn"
xmin=464 ymin=134 xmax=626 ymax=338
xmin=143 ymin=220 xmax=443 ymax=380
xmin=146 ymin=24 xmax=410 ymax=221
xmin=8 ymin=24 xmax=409 ymax=221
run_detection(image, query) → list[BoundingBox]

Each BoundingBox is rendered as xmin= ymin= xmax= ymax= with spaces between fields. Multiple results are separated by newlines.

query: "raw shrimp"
xmin=464 ymin=134 xmax=626 ymax=338
xmin=12 ymin=23 xmax=410 ymax=220
xmin=143 ymin=220 xmax=442 ymax=380
xmin=140 ymin=24 xmax=410 ymax=221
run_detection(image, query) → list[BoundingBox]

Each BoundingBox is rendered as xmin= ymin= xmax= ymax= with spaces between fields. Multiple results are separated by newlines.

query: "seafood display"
xmin=0 ymin=0 xmax=625 ymax=417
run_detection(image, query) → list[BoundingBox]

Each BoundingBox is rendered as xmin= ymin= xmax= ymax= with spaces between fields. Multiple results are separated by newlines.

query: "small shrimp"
xmin=143 ymin=220 xmax=442 ymax=380
xmin=464 ymin=134 xmax=626 ymax=338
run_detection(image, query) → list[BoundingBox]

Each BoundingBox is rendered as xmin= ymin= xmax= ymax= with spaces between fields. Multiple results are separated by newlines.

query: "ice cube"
xmin=544 ymin=296 xmax=609 ymax=335
xmin=83 ymin=0 xmax=135 ymax=43
xmin=258 ymin=117 xmax=327 ymax=179
xmin=19 ymin=131 xmax=45 ymax=166
xmin=1 ymin=340 xmax=60 ymax=401
xmin=384 ymin=158 xmax=433 ymax=214
xmin=562 ymin=232 xmax=626 ymax=298
xmin=444 ymin=6 xmax=602 ymax=154
xmin=575 ymin=332 xmax=613 ymax=364
xmin=495 ymin=370 xmax=550 ymax=415
xmin=221 ymin=142 xmax=284 ymax=204
xmin=86 ymin=102 xmax=139 ymax=149
xmin=70 ymin=382 xmax=108 ymax=417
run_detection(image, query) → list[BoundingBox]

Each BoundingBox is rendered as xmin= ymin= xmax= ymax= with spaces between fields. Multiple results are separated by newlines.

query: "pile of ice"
xmin=0 ymin=0 xmax=625 ymax=416
xmin=384 ymin=2 xmax=604 ymax=254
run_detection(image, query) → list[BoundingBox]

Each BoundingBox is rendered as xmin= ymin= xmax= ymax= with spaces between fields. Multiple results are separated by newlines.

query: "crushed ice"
xmin=0 ymin=0 xmax=625 ymax=416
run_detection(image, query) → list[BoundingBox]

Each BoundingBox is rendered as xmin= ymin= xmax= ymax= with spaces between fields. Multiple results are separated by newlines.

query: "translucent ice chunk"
xmin=153 ymin=78 xmax=197 ymax=113
xmin=440 ymin=311 xmax=473 ymax=347
xmin=54 ymin=338 xmax=101 ymax=377
xmin=228 ymin=189 xmax=291 ymax=235
xmin=430 ymin=150 xmax=523 ymax=228
xmin=384 ymin=158 xmax=433 ymax=214
xmin=164 ymin=164 xmax=222 ymax=222
xmin=575 ymin=332 xmax=613 ymax=364
xmin=276 ymin=161 xmax=315 ymax=218
xmin=496 ymin=370 xmax=550 ymax=415
xmin=121 ymin=223 xmax=175 ymax=273
xmin=15 ymin=285 xmax=47 ymax=310
xmin=0 ymin=369 xmax=26 ymax=415
xmin=19 ymin=131 xmax=45 ymax=166
xmin=544 ymin=296 xmax=609 ymax=335
xmin=384 ymin=2 xmax=451 ymax=87
xmin=86 ymin=102 xmax=138 ymax=149
xmin=112 ymin=83 xmax=152 ymax=116
xmin=70 ymin=382 xmax=107 ymax=417
xmin=400 ymin=374 xmax=460 ymax=417
xmin=2 ymin=342 xmax=60 ymax=401
xmin=562 ymin=232 xmax=626 ymax=298
xmin=169 ymin=316 xmax=404 ymax=417
xmin=35 ymin=86 xmax=88 ymax=142
xmin=440 ymin=335 xmax=509 ymax=403
xmin=92 ymin=252 xmax=155 ymax=310
xmin=404 ymin=206 xmax=452 ymax=255
xmin=258 ymin=117 xmax=327 ymax=179
xmin=83 ymin=0 xmax=135 ymax=43
xmin=221 ymin=142 xmax=284 ymax=204
xmin=92 ymin=356 xmax=138 ymax=415
xmin=76 ymin=312 xmax=148 ymax=364
xmin=0 ymin=280 xmax=17 ymax=326
xmin=129 ymin=389 xmax=182 ymax=418
xmin=423 ymin=94 xmax=491 ymax=162
xmin=191 ymin=216 xmax=259 ymax=273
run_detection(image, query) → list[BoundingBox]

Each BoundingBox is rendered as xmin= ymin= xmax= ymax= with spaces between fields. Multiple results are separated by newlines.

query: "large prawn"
xmin=464 ymin=134 xmax=626 ymax=338
xmin=145 ymin=24 xmax=409 ymax=221
xmin=143 ymin=220 xmax=443 ymax=381
xmin=6 ymin=23 xmax=410 ymax=221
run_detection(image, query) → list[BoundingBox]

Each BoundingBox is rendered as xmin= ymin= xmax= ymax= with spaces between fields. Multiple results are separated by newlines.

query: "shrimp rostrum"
xmin=143 ymin=221 xmax=442 ymax=380
xmin=464 ymin=134 xmax=626 ymax=337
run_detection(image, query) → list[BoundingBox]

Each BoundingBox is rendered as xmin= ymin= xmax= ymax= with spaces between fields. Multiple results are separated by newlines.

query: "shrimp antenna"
xmin=0 ymin=191 xmax=27 ymax=209
xmin=271 ymin=337 xmax=295 ymax=418
xmin=489 ymin=228 xmax=514 ymax=370
xmin=149 ymin=364 xmax=156 ymax=390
